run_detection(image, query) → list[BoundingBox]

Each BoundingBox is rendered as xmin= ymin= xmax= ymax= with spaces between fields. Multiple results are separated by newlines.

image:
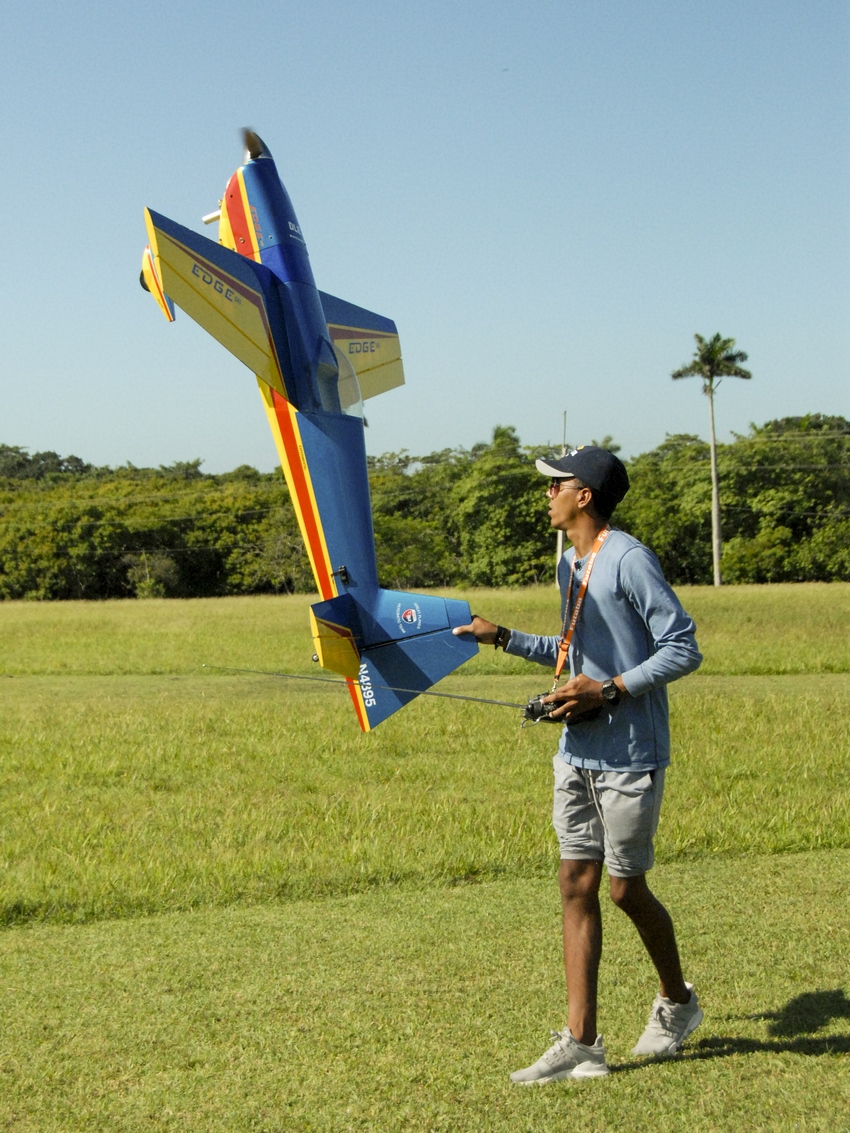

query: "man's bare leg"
xmin=608 ymin=873 xmax=688 ymax=1002
xmin=559 ymin=859 xmax=604 ymax=1044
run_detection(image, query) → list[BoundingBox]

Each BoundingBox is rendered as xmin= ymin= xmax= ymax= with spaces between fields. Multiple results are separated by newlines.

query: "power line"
xmin=720 ymin=464 xmax=849 ymax=470
xmin=0 ymin=505 xmax=294 ymax=531
xmin=0 ymin=485 xmax=290 ymax=510
xmin=730 ymin=432 xmax=850 ymax=441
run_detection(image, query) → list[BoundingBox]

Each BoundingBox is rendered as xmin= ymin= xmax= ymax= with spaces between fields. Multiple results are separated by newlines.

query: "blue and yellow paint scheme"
xmin=141 ymin=130 xmax=477 ymax=729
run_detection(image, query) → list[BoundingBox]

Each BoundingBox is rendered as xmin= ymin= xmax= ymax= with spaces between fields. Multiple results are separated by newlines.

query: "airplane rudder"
xmin=310 ymin=592 xmax=363 ymax=679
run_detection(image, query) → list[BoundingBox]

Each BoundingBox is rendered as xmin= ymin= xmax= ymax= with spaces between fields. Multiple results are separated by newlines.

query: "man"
xmin=453 ymin=446 xmax=703 ymax=1083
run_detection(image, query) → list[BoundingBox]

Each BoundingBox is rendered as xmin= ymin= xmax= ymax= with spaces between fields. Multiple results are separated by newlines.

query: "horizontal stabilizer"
xmin=144 ymin=208 xmax=288 ymax=398
xmin=319 ymin=291 xmax=404 ymax=401
xmin=356 ymin=627 xmax=478 ymax=730
xmin=309 ymin=588 xmax=477 ymax=730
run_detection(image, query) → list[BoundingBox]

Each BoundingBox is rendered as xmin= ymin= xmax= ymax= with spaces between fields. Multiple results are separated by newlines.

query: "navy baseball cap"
xmin=535 ymin=446 xmax=630 ymax=510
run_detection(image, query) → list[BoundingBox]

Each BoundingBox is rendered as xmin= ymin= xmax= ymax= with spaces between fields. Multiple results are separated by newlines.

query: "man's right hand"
xmin=452 ymin=615 xmax=501 ymax=644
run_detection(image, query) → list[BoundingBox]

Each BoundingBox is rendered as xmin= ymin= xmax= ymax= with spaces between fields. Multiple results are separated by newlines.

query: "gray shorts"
xmin=552 ymin=756 xmax=666 ymax=878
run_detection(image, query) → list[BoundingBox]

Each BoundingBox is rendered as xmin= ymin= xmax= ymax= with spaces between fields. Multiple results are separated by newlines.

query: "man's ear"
xmin=579 ymin=488 xmax=603 ymax=520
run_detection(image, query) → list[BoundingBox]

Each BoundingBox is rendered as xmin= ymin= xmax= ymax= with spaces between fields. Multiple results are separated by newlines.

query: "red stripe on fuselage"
xmin=345 ymin=677 xmax=369 ymax=730
xmin=270 ymin=390 xmax=335 ymax=598
xmin=225 ymin=172 xmax=259 ymax=261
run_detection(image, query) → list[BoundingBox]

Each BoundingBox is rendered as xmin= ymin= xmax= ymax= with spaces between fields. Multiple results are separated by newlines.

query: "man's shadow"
xmin=758 ymin=987 xmax=850 ymax=1039
xmin=614 ymin=988 xmax=850 ymax=1071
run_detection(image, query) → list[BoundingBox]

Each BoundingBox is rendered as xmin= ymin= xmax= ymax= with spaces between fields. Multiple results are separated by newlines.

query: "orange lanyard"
xmin=552 ymin=525 xmax=611 ymax=689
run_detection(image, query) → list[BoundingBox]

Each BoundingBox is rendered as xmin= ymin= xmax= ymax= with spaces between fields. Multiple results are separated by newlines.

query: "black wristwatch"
xmin=601 ymin=679 xmax=622 ymax=707
xmin=494 ymin=626 xmax=511 ymax=651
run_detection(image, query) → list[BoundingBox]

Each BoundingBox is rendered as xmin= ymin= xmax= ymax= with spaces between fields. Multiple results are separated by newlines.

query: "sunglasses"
xmin=548 ymin=478 xmax=585 ymax=495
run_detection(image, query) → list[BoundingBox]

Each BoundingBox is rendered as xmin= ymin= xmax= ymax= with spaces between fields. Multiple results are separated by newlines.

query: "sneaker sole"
xmin=512 ymin=1064 xmax=610 ymax=1085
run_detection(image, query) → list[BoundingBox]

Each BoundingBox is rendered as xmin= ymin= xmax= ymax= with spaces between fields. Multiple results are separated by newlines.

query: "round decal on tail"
xmin=395 ymin=602 xmax=422 ymax=633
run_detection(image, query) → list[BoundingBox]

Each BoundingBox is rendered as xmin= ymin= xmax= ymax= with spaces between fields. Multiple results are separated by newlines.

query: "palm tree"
xmin=672 ymin=333 xmax=752 ymax=586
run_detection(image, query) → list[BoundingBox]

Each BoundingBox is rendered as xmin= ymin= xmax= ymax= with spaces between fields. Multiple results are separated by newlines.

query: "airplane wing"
xmin=319 ymin=292 xmax=404 ymax=401
xmin=144 ymin=208 xmax=290 ymax=399
xmin=141 ymin=245 xmax=176 ymax=322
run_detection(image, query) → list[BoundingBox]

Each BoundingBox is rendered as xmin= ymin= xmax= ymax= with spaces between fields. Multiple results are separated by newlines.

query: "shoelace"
xmin=543 ymin=1030 xmax=573 ymax=1061
xmin=649 ymin=997 xmax=684 ymax=1035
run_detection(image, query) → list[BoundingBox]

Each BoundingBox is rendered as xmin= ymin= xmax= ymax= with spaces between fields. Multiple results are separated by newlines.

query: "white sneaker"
xmin=510 ymin=1030 xmax=609 ymax=1084
xmin=631 ymin=983 xmax=703 ymax=1056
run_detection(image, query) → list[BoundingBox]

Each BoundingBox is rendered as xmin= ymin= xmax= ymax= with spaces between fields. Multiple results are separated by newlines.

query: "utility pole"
xmin=707 ymin=381 xmax=722 ymax=587
xmin=555 ymin=411 xmax=566 ymax=585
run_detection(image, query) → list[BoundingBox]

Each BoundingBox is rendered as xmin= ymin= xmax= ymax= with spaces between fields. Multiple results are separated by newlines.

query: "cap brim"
xmin=535 ymin=458 xmax=576 ymax=478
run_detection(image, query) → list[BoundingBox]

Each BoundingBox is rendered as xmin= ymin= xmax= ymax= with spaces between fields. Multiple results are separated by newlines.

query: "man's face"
xmin=546 ymin=477 xmax=590 ymax=531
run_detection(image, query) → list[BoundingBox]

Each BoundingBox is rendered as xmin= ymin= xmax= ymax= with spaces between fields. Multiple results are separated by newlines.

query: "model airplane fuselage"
xmin=141 ymin=131 xmax=477 ymax=729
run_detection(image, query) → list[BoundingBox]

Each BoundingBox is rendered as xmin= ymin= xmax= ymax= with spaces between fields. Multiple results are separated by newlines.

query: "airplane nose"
xmin=242 ymin=128 xmax=272 ymax=162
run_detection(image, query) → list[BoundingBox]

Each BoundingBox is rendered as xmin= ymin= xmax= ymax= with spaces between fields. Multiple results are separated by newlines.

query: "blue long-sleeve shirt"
xmin=506 ymin=529 xmax=702 ymax=771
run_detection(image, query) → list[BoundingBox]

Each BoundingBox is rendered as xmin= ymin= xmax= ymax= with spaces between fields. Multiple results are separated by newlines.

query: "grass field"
xmin=1 ymin=585 xmax=849 ymax=1130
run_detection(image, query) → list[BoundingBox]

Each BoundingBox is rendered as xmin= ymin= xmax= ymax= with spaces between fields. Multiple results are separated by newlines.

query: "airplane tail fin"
xmin=310 ymin=589 xmax=478 ymax=731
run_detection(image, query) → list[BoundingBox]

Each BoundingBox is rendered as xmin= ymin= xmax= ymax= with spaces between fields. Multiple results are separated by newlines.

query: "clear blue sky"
xmin=1 ymin=0 xmax=847 ymax=472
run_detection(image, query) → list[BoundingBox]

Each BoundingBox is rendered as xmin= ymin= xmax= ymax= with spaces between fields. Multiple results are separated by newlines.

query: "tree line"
xmin=0 ymin=413 xmax=847 ymax=600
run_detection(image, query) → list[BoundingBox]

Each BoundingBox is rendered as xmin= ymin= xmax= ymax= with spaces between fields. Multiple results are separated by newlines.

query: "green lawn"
xmin=1 ymin=854 xmax=847 ymax=1131
xmin=2 ymin=582 xmax=848 ymax=677
xmin=0 ymin=586 xmax=848 ymax=1129
xmin=1 ymin=672 xmax=848 ymax=925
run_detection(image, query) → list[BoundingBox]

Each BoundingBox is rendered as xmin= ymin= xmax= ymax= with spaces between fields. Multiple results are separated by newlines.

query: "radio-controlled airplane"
xmin=141 ymin=130 xmax=478 ymax=730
